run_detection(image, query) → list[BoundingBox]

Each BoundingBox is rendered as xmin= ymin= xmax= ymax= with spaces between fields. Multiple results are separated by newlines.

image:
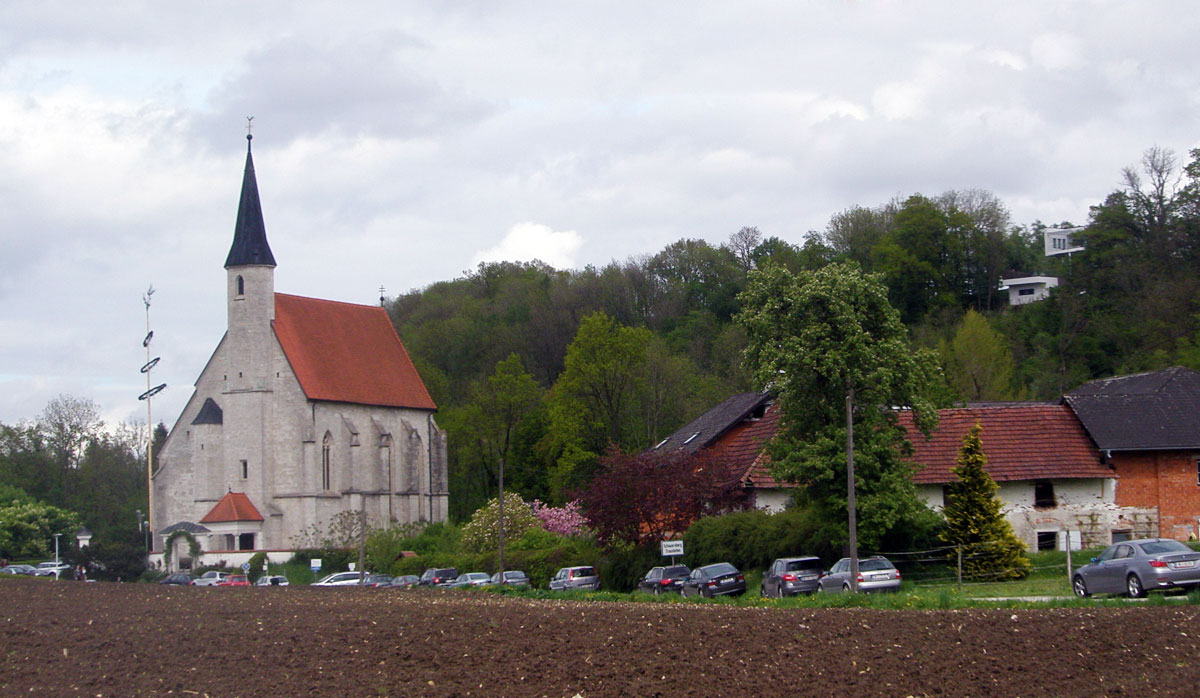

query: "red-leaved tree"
xmin=577 ymin=446 xmax=750 ymax=546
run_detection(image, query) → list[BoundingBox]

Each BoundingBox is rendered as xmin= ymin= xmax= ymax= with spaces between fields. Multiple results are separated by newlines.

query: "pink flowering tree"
xmin=531 ymin=499 xmax=588 ymax=537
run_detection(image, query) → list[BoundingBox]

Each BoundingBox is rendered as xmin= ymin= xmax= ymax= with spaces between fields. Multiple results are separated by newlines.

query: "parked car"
xmin=0 ymin=564 xmax=38 ymax=576
xmin=216 ymin=575 xmax=250 ymax=587
xmin=159 ymin=573 xmax=195 ymax=586
xmin=1073 ymin=538 xmax=1200 ymax=598
xmin=362 ymin=574 xmax=393 ymax=588
xmin=486 ymin=570 xmax=530 ymax=588
xmin=192 ymin=571 xmax=232 ymax=587
xmin=447 ymin=572 xmax=492 ymax=589
xmin=549 ymin=566 xmax=601 ymax=592
xmin=254 ymin=575 xmax=289 ymax=587
xmin=33 ymin=561 xmax=72 ymax=578
xmin=389 ymin=574 xmax=421 ymax=589
xmin=418 ymin=567 xmax=459 ymax=587
xmin=761 ymin=556 xmax=823 ymax=597
xmin=818 ymin=556 xmax=901 ymax=593
xmin=312 ymin=571 xmax=367 ymax=587
xmin=638 ymin=565 xmax=691 ymax=595
xmin=682 ymin=562 xmax=746 ymax=599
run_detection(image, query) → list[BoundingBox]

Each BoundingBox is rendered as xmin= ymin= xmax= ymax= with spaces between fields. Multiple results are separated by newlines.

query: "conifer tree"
xmin=940 ymin=423 xmax=1031 ymax=580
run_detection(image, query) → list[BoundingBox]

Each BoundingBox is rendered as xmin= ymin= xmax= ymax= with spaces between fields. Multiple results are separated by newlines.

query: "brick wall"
xmin=1113 ymin=451 xmax=1200 ymax=540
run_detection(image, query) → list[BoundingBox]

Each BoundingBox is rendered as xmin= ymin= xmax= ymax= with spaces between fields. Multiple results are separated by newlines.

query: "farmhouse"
xmin=1064 ymin=366 xmax=1200 ymax=541
xmin=152 ymin=136 xmax=448 ymax=568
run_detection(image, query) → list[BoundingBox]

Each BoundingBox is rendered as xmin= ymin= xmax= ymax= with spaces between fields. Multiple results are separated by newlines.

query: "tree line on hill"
xmin=388 ymin=145 xmax=1200 ymax=523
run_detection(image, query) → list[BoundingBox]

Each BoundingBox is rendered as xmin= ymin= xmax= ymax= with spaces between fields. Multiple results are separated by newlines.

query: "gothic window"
xmin=322 ymin=433 xmax=332 ymax=491
xmin=240 ymin=460 xmax=248 ymax=479
xmin=236 ymin=275 xmax=245 ymax=296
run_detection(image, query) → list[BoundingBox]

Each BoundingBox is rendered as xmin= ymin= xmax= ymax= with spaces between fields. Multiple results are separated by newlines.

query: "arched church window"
xmin=322 ymin=433 xmax=332 ymax=491
xmin=236 ymin=275 xmax=245 ymax=296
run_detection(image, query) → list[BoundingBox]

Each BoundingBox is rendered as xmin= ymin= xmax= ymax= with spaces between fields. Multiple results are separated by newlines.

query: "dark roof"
xmin=896 ymin=404 xmax=1108 ymax=484
xmin=274 ymin=294 xmax=437 ymax=410
xmin=159 ymin=521 xmax=211 ymax=535
xmin=224 ymin=135 xmax=276 ymax=268
xmin=1064 ymin=367 xmax=1200 ymax=451
xmin=191 ymin=397 xmax=223 ymax=425
xmin=655 ymin=392 xmax=771 ymax=453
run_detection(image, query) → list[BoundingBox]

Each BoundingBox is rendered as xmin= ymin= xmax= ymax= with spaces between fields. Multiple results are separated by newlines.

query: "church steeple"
xmin=224 ymin=133 xmax=276 ymax=268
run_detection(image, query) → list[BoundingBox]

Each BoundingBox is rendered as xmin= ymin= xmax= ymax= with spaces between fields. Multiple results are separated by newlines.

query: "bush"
xmin=460 ymin=492 xmax=541 ymax=553
xmin=247 ymin=552 xmax=267 ymax=583
xmin=289 ymin=548 xmax=355 ymax=575
xmin=683 ymin=507 xmax=837 ymax=573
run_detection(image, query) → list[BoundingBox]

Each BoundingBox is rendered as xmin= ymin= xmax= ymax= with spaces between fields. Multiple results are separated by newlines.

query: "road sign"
xmin=241 ymin=562 xmax=250 ymax=573
xmin=661 ymin=540 xmax=684 ymax=557
xmin=310 ymin=558 xmax=322 ymax=573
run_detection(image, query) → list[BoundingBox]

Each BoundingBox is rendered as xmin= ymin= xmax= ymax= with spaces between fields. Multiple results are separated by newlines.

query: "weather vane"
xmin=246 ymin=116 xmax=254 ymax=140
xmin=379 ymin=285 xmax=386 ymax=307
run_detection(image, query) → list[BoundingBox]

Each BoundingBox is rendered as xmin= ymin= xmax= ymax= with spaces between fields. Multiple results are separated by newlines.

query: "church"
xmin=152 ymin=135 xmax=448 ymax=567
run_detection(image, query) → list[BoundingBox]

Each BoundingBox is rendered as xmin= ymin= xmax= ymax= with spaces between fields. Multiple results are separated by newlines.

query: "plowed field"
xmin=3 ymin=578 xmax=1199 ymax=697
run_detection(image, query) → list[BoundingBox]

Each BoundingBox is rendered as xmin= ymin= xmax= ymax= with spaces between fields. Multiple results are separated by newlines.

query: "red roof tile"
xmin=273 ymin=294 xmax=436 ymax=410
xmin=707 ymin=404 xmax=794 ymax=489
xmin=200 ymin=492 xmax=264 ymax=523
xmin=897 ymin=404 xmax=1108 ymax=484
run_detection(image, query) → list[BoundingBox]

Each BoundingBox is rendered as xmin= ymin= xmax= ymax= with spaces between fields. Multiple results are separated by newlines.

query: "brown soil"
xmin=3 ymin=577 xmax=1199 ymax=697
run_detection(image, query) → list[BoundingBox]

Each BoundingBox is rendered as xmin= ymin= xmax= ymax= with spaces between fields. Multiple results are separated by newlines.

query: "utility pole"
xmin=846 ymin=386 xmax=859 ymax=593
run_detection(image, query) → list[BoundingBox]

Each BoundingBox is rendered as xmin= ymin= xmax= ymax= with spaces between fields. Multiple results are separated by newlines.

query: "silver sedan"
xmin=1073 ymin=538 xmax=1200 ymax=598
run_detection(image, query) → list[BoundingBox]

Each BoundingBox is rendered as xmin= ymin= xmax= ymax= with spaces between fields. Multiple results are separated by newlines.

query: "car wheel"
xmin=816 ymin=583 xmax=825 ymax=594
xmin=760 ymin=584 xmax=767 ymax=597
xmin=1072 ymin=575 xmax=1090 ymax=598
xmin=842 ymin=583 xmax=851 ymax=593
xmin=653 ymin=586 xmax=661 ymax=596
xmin=1126 ymin=574 xmax=1146 ymax=599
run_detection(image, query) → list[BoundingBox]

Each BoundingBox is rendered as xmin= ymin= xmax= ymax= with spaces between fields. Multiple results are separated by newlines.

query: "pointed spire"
xmin=225 ymin=133 xmax=276 ymax=268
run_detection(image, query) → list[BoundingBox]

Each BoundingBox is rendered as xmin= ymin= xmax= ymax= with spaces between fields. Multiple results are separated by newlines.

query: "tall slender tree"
xmin=940 ymin=423 xmax=1031 ymax=581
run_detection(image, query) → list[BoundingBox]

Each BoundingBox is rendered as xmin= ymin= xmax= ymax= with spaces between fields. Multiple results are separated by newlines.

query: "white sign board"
xmin=660 ymin=540 xmax=684 ymax=557
xmin=310 ymin=558 xmax=322 ymax=572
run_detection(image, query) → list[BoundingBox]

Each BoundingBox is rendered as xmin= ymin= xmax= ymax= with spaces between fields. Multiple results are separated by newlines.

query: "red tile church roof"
xmin=273 ymin=293 xmax=436 ymax=411
xmin=200 ymin=492 xmax=264 ymax=523
xmin=897 ymin=403 xmax=1108 ymax=484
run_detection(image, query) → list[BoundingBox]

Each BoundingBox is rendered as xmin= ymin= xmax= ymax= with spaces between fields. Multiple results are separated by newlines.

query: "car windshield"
xmin=784 ymin=559 xmax=822 ymax=572
xmin=504 ymin=571 xmax=526 ymax=579
xmin=1139 ymin=540 xmax=1192 ymax=555
xmin=859 ymin=559 xmax=895 ymax=571
xmin=663 ymin=566 xmax=690 ymax=576
xmin=468 ymin=573 xmax=489 ymax=581
xmin=705 ymin=563 xmax=738 ymax=576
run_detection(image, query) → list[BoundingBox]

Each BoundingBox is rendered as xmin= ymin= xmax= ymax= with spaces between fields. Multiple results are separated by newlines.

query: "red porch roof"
xmin=200 ymin=492 xmax=264 ymax=524
xmin=273 ymin=293 xmax=436 ymax=410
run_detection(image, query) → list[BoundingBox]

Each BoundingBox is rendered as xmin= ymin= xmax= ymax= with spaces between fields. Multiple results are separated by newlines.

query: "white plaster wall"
xmin=917 ymin=478 xmax=1153 ymax=549
xmin=752 ymin=488 xmax=793 ymax=513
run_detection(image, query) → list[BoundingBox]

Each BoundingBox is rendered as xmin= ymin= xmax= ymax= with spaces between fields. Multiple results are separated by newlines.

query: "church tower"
xmin=224 ymin=133 xmax=276 ymax=392
xmin=220 ymin=133 xmax=276 ymax=503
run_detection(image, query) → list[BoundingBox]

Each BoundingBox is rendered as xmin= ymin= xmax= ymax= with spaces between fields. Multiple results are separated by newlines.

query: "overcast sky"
xmin=2 ymin=2 xmax=1198 ymax=431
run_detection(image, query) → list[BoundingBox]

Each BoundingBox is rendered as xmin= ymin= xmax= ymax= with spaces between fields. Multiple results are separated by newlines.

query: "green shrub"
xmin=683 ymin=507 xmax=837 ymax=573
xmin=247 ymin=552 xmax=267 ymax=583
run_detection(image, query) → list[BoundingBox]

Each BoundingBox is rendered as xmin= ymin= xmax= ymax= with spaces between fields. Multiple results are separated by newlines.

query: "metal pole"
xmin=846 ymin=387 xmax=859 ymax=592
xmin=54 ymin=533 xmax=61 ymax=580
xmin=956 ymin=545 xmax=963 ymax=593
xmin=497 ymin=457 xmax=506 ymax=582
xmin=143 ymin=288 xmax=155 ymax=557
xmin=1065 ymin=530 xmax=1073 ymax=584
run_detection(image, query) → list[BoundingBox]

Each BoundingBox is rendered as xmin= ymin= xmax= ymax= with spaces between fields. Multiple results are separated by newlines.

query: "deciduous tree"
xmin=577 ymin=446 xmax=748 ymax=547
xmin=738 ymin=262 xmax=942 ymax=550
